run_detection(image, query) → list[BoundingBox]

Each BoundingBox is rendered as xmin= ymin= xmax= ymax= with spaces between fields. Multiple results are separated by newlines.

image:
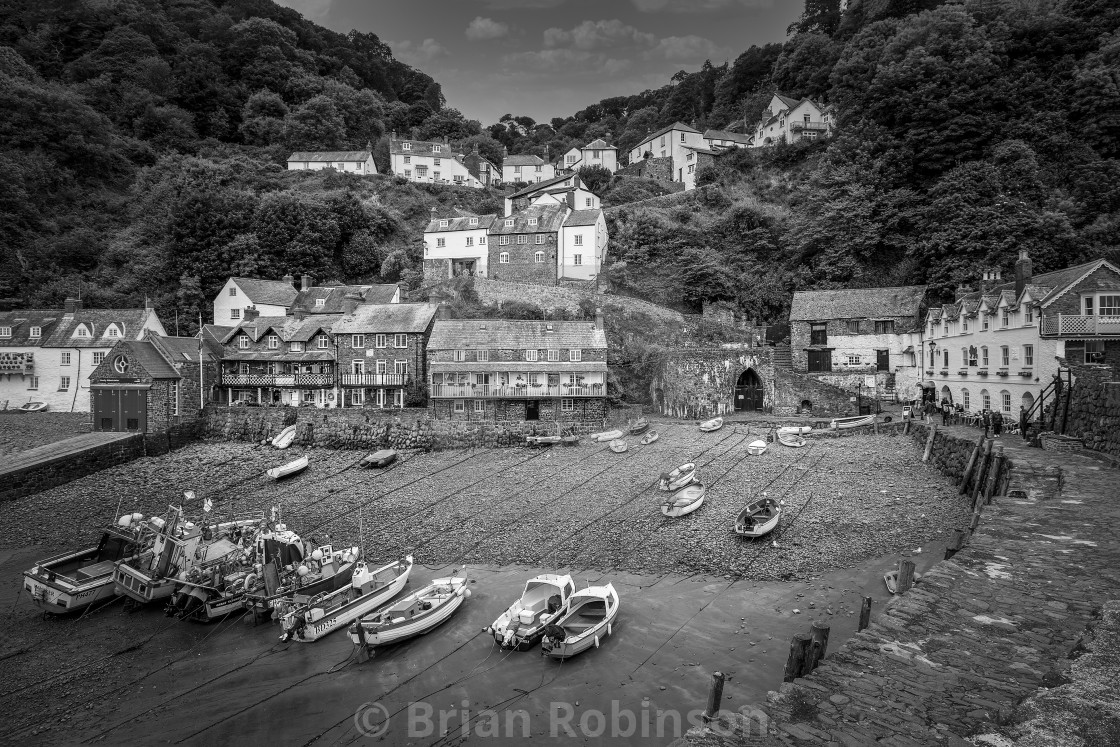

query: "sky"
xmin=272 ymin=0 xmax=803 ymax=126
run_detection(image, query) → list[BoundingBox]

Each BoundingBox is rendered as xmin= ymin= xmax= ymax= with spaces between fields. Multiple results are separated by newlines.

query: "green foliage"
xmin=576 ymin=165 xmax=612 ymax=196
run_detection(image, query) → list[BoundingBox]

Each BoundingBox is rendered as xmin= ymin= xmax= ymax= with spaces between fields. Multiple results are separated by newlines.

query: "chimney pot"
xmin=244 ymin=306 xmax=260 ymax=321
xmin=594 ymin=307 xmax=604 ymax=330
xmin=282 ymin=273 xmax=294 ymax=285
xmin=301 ymin=274 xmax=313 ymax=291
xmin=64 ymin=297 xmax=82 ymax=314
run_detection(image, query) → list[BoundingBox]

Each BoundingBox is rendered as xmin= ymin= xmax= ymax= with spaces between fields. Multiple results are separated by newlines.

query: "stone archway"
xmin=734 ymin=369 xmax=764 ymax=412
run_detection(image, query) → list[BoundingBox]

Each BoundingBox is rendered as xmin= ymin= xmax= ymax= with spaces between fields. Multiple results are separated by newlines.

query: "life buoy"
xmin=328 ymin=392 xmax=335 ymax=400
xmin=243 ymin=573 xmax=258 ymax=591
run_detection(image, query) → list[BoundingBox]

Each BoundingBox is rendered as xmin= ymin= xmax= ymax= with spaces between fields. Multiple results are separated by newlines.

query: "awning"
xmin=90 ymin=383 xmax=152 ymax=390
xmin=902 ymin=346 xmax=915 ymax=353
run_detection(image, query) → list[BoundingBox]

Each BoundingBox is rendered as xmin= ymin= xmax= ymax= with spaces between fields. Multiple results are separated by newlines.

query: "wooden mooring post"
xmin=903 ymin=418 xmax=911 ymax=436
xmin=922 ymin=423 xmax=938 ymax=462
xmin=984 ymin=444 xmax=1005 ymax=506
xmin=959 ymin=435 xmax=985 ymax=495
xmin=970 ymin=439 xmax=994 ymax=508
xmin=703 ymin=671 xmax=725 ymax=722
xmin=944 ymin=528 xmax=967 ymax=560
xmin=783 ymin=633 xmax=812 ymax=682
xmin=897 ymin=559 xmax=916 ymax=594
xmin=969 ymin=496 xmax=985 ymax=533
xmin=858 ymin=596 xmax=873 ymax=631
xmin=805 ymin=622 xmax=831 ymax=673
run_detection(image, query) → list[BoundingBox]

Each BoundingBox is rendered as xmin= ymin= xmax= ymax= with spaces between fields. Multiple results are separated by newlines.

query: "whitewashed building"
xmin=389 ymin=135 xmax=485 ymax=188
xmin=500 ymin=153 xmax=554 ymax=186
xmin=422 ymin=211 xmax=498 ymax=280
xmin=753 ymin=94 xmax=833 ymax=147
xmin=212 ymin=277 xmax=300 ymax=325
xmin=626 ymin=122 xmax=704 ymax=185
xmin=286 ymin=149 xmax=376 ymax=174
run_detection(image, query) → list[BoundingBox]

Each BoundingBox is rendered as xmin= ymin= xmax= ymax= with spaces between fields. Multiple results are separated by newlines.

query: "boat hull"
xmin=831 ymin=415 xmax=876 ymax=430
xmin=640 ymin=431 xmax=659 ymax=446
xmin=778 ymin=434 xmax=806 ymax=448
xmin=736 ymin=513 xmax=780 ymax=537
xmin=273 ymin=426 xmax=296 ymax=449
xmin=699 ymin=418 xmax=723 ymax=432
xmin=114 ymin=564 xmax=178 ymax=603
xmin=267 ymin=457 xmax=308 ymax=479
xmin=360 ymin=450 xmax=397 ymax=468
xmin=353 ymin=590 xmax=466 ymax=647
xmin=280 ymin=560 xmax=411 ymax=643
xmin=662 ymin=484 xmax=706 ymax=518
xmin=659 ymin=463 xmax=696 ymax=492
xmin=609 ymin=439 xmax=627 ymax=453
xmin=23 ymin=573 xmax=116 ymax=614
xmin=542 ymin=602 xmax=619 ymax=660
xmin=777 ymin=426 xmax=812 ymax=435
xmin=746 ymin=440 xmax=768 ymax=455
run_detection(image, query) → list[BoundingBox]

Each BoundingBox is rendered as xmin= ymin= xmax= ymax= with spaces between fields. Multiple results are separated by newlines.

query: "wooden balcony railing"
xmin=1041 ymin=314 xmax=1120 ymax=336
xmin=430 ymin=384 xmax=604 ymax=399
xmin=339 ymin=373 xmax=408 ymax=387
xmin=221 ymin=373 xmax=334 ymax=387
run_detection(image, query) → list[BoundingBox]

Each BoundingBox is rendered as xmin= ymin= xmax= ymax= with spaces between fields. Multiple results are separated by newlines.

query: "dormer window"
xmin=315 ymin=298 xmax=326 ymax=307
xmin=0 ymin=327 xmax=10 ymax=338
xmin=106 ymin=325 xmax=120 ymax=338
xmin=267 ymin=334 xmax=279 ymax=349
xmin=505 ymin=219 xmax=514 ymax=227
xmin=439 ymin=219 xmax=448 ymax=228
xmin=75 ymin=325 xmax=89 ymax=338
xmin=402 ymin=142 xmax=411 ymax=150
xmin=528 ymin=218 xmax=537 ymax=226
xmin=433 ymin=145 xmax=441 ymax=153
xmin=290 ymin=341 xmax=303 ymax=352
xmin=29 ymin=326 xmax=41 ymax=338
xmin=238 ymin=334 xmax=249 ymax=349
xmin=469 ymin=217 xmax=478 ymax=226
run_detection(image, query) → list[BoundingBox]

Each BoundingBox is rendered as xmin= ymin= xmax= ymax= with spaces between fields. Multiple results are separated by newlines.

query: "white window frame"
xmin=230 ymin=309 xmax=240 ymax=320
xmin=376 ymin=334 xmax=387 ymax=348
xmin=1085 ymin=340 xmax=1105 ymax=363
xmin=439 ymin=219 xmax=448 ymax=228
xmin=476 ymin=349 xmax=489 ymax=362
xmin=59 ymin=375 xmax=71 ymax=391
xmin=29 ymin=326 xmax=41 ymax=338
xmin=437 ymin=238 xmax=446 ymax=248
xmin=317 ymin=334 xmax=329 ymax=350
xmin=290 ymin=341 xmax=303 ymax=352
xmin=962 ymin=389 xmax=970 ymax=409
xmin=239 ymin=335 xmax=250 ymax=349
xmin=1023 ymin=344 xmax=1034 ymax=367
xmin=0 ymin=326 xmax=12 ymax=338
xmin=479 ymin=236 xmax=486 ymax=245
xmin=466 ymin=237 xmax=473 ymax=247
xmin=473 ymin=399 xmax=485 ymax=413
xmin=561 ymin=398 xmax=574 ymax=412
xmin=92 ymin=351 xmax=105 ymax=366
xmin=547 ymin=349 xmax=560 ymax=362
xmin=499 ymin=252 xmax=509 ymax=264
xmin=394 ymin=360 xmax=407 ymax=376
xmin=500 ymin=236 xmax=509 ymax=246
xmin=394 ymin=334 xmax=407 ymax=348
xmin=454 ymin=399 xmax=465 ymax=413
xmin=574 ymin=235 xmax=583 ymax=246
xmin=573 ymin=255 xmax=582 ymax=266
xmin=402 ymin=142 xmax=411 ymax=150
xmin=267 ymin=334 xmax=279 ymax=349
xmin=454 ymin=350 xmax=466 ymax=362
xmin=570 ymin=349 xmax=582 ymax=362
xmin=1000 ymin=346 xmax=1010 ymax=367
xmin=28 ymin=375 xmax=38 ymax=390
xmin=534 ymin=251 xmax=545 ymax=263
xmin=526 ymin=349 xmax=538 ymax=362
xmin=517 ymin=235 xmax=528 ymax=245
xmin=352 ymin=335 xmax=365 ymax=348
xmin=171 ymin=380 xmax=179 ymax=416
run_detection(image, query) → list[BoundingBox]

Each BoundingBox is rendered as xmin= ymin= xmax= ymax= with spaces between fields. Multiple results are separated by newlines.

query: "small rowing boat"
xmin=609 ymin=439 xmax=627 ymax=453
xmin=778 ymin=432 xmax=806 ymax=448
xmin=485 ymin=573 xmax=575 ymax=650
xmin=884 ymin=570 xmax=923 ymax=594
xmin=272 ymin=425 xmax=296 ymax=449
xmin=746 ymin=439 xmax=768 ymax=456
xmin=830 ymin=414 xmax=876 ymax=430
xmin=561 ymin=435 xmax=579 ymax=447
xmin=628 ymin=419 xmax=649 ymax=436
xmin=278 ymin=556 xmax=412 ymax=642
xmin=349 ymin=576 xmax=470 ymax=649
xmin=590 ymin=429 xmax=623 ymax=443
xmin=541 ymin=583 xmax=619 ymax=660
xmin=17 ymin=401 xmax=48 ymax=413
xmin=359 ymin=449 xmax=397 ymax=468
xmin=659 ymin=462 xmax=696 ymax=492
xmin=661 ymin=482 xmax=706 ymax=517
xmin=639 ymin=430 xmax=659 ymax=446
xmin=526 ymin=435 xmax=562 ymax=447
xmin=699 ymin=417 xmax=723 ymax=432
xmin=734 ymin=497 xmax=782 ymax=538
xmin=777 ymin=426 xmax=812 ymax=435
xmin=267 ymin=456 xmax=308 ymax=480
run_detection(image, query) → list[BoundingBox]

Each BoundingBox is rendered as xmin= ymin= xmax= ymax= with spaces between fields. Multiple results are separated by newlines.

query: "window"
xmin=534 ymin=251 xmax=545 ymax=263
xmin=473 ymin=400 xmax=485 ymax=413
xmin=1024 ymin=306 xmax=1034 ymax=324
xmin=517 ymin=235 xmax=528 ymax=244
xmin=847 ymin=355 xmax=861 ymax=365
xmin=376 ymin=334 xmax=387 ymax=348
xmin=351 ymin=359 xmax=365 ymax=375
xmin=403 ymin=142 xmax=411 ymax=150
xmin=961 ymin=348 xmax=968 ymax=367
xmin=500 ymin=236 xmax=509 ymax=246
xmin=106 ymin=325 xmax=121 ymax=338
xmin=1000 ymin=346 xmax=1009 ymax=367
xmin=528 ymin=218 xmax=537 ymax=226
xmin=237 ymin=334 xmax=250 ymax=349
xmin=317 ymin=334 xmax=329 ymax=350
xmin=1024 ymin=344 xmax=1034 ymax=367
xmin=660 ymin=136 xmax=666 ymax=147
xmin=570 ymin=349 xmax=581 ymax=362
xmin=962 ymin=316 xmax=969 ymax=332
xmin=981 ymin=346 xmax=989 ymax=366
xmin=436 ymin=238 xmax=446 ymax=248
xmin=171 ymin=380 xmax=179 ymax=416
xmin=404 ymin=169 xmax=412 ymax=178
xmin=874 ymin=320 xmax=895 ymax=335
xmin=453 ymin=399 xmax=466 ymax=413
xmin=561 ymin=398 xmax=574 ymax=412
xmin=394 ymin=334 xmax=407 ymax=348
xmin=943 ymin=350 xmax=949 ymax=368
xmin=60 ymin=376 xmax=71 ymax=391
xmin=810 ymin=323 xmax=827 ymax=346
xmin=526 ymin=349 xmax=538 ymax=362
xmin=846 ymin=320 xmax=860 ymax=334
xmin=1100 ymin=296 xmax=1120 ymax=316
xmin=230 ymin=308 xmax=240 ymax=321
xmin=687 ymin=153 xmax=695 ymax=161
xmin=28 ymin=376 xmax=38 ymax=390
xmin=687 ymin=165 xmax=694 ymax=174
xmin=469 ymin=217 xmax=478 ymax=226
xmin=962 ymin=389 xmax=970 ymax=409
xmin=315 ymin=298 xmax=326 ymax=307
xmin=1001 ymin=391 xmax=1012 ymax=413
xmin=352 ymin=335 xmax=365 ymax=349
xmin=76 ymin=326 xmax=88 ymax=338
xmin=438 ymin=219 xmax=448 ymax=228
xmin=376 ymin=360 xmax=387 ymax=374
xmin=434 ymin=158 xmax=441 ymax=166
xmin=573 ymin=254 xmax=582 ymax=265
xmin=680 ymin=132 xmax=685 ymax=142
xmin=433 ymin=145 xmax=441 ymax=153
xmin=394 ymin=360 xmax=407 ymax=376
xmin=499 ymin=252 xmax=509 ymax=263
xmin=465 ymin=237 xmax=474 ymax=247
xmin=477 ymin=349 xmax=489 ymax=362
xmin=404 ymin=156 xmax=410 ymax=164
xmin=0 ymin=326 xmax=10 ymax=338
xmin=267 ymin=334 xmax=279 ymax=349
xmin=574 ymin=235 xmax=583 ymax=246
xmin=981 ymin=389 xmax=991 ymax=410
xmin=547 ymin=349 xmax=560 ymax=362
xmin=1085 ymin=340 xmax=1105 ymax=363
xmin=454 ymin=350 xmax=466 ymax=362
xmin=533 ymin=234 xmax=542 ymax=245
xmin=981 ymin=313 xmax=989 ymax=331
xmin=416 ymin=165 xmax=427 ymax=177
xmin=585 ymin=198 xmax=592 ymax=207
xmin=29 ymin=326 xmax=41 ymax=338
xmin=479 ymin=236 xmax=486 ymax=245
xmin=93 ymin=352 xmax=105 ymax=366
xmin=228 ymin=287 xmax=237 ymax=297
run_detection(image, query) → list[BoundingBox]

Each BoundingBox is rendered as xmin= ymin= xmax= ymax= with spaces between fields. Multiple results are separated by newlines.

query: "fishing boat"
xmin=661 ymin=482 xmax=707 ymax=517
xmin=278 ymin=556 xmax=412 ymax=642
xmin=699 ymin=417 xmax=724 ymax=432
xmin=359 ymin=449 xmax=397 ymax=468
xmin=484 ymin=574 xmax=576 ymax=650
xmin=561 ymin=435 xmax=580 ymax=447
xmin=777 ymin=425 xmax=812 ymax=435
xmin=628 ymin=419 xmax=650 ymax=436
xmin=24 ymin=517 xmax=146 ymax=614
xmin=734 ymin=497 xmax=782 ymax=538
xmin=526 ymin=435 xmax=562 ymax=447
xmin=884 ymin=570 xmax=923 ymax=594
xmin=17 ymin=401 xmax=48 ymax=413
xmin=746 ymin=439 xmax=769 ymax=456
xmin=348 ymin=576 xmax=470 ymax=649
xmin=590 ymin=429 xmax=624 ymax=443
xmin=272 ymin=425 xmax=296 ymax=449
xmin=609 ymin=439 xmax=627 ymax=453
xmin=659 ymin=462 xmax=697 ymax=491
xmin=830 ymin=414 xmax=876 ymax=430
xmin=778 ymin=432 xmax=807 ymax=448
xmin=541 ymin=583 xmax=620 ymax=660
xmin=114 ymin=503 xmax=261 ymax=605
xmin=639 ymin=431 xmax=659 ymax=446
xmin=267 ymin=456 xmax=309 ymax=480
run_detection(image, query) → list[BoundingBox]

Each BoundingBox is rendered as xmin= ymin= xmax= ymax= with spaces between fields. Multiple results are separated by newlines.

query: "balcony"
xmin=789 ymin=121 xmax=829 ymax=133
xmin=1041 ymin=314 xmax=1120 ymax=336
xmin=0 ymin=351 xmax=34 ymax=375
xmin=340 ymin=373 xmax=408 ymax=387
xmin=221 ymin=373 xmax=334 ymax=387
xmin=430 ymin=384 xmax=604 ymax=399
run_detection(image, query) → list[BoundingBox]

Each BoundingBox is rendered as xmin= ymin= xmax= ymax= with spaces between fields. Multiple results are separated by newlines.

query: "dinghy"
xmin=628 ymin=419 xmax=649 ymax=436
xmin=348 ymin=576 xmax=470 ymax=648
xmin=590 ymin=429 xmax=624 ymax=443
xmin=485 ymin=574 xmax=575 ymax=650
xmin=778 ymin=432 xmax=807 ymax=448
xmin=609 ymin=439 xmax=627 ymax=453
xmin=541 ymin=583 xmax=620 ymax=660
xmin=561 ymin=435 xmax=580 ymax=447
xmin=359 ymin=449 xmax=397 ymax=468
xmin=661 ymin=482 xmax=707 ymax=517
xmin=278 ymin=556 xmax=412 ymax=642
xmin=699 ymin=417 xmax=723 ymax=432
xmin=777 ymin=425 xmax=812 ymax=435
xmin=884 ymin=570 xmax=923 ymax=594
xmin=272 ymin=425 xmax=296 ymax=449
xmin=830 ymin=414 xmax=876 ymax=430
xmin=639 ymin=430 xmax=659 ymax=446
xmin=746 ymin=439 xmax=768 ymax=456
xmin=734 ymin=497 xmax=782 ymax=538
xmin=659 ymin=462 xmax=696 ymax=491
xmin=526 ymin=435 xmax=562 ymax=447
xmin=17 ymin=401 xmax=48 ymax=413
xmin=267 ymin=456 xmax=308 ymax=480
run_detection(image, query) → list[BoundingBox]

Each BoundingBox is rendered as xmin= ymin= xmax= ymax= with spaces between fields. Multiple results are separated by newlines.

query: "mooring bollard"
xmin=922 ymin=423 xmax=938 ymax=462
xmin=783 ymin=633 xmax=812 ymax=682
xmin=897 ymin=559 xmax=916 ymax=594
xmin=803 ymin=622 xmax=831 ymax=676
xmin=959 ymin=435 xmax=985 ymax=495
xmin=944 ymin=528 xmax=967 ymax=560
xmin=703 ymin=671 xmax=725 ymax=722
xmin=858 ymin=596 xmax=873 ymax=631
xmin=985 ymin=444 xmax=1005 ymax=506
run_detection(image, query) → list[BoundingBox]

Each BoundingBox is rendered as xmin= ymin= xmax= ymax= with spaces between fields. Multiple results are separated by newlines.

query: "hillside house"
xmin=625 ymin=122 xmax=704 ymax=187
xmin=0 ymin=309 xmax=61 ymax=411
xmin=504 ymin=173 xmax=600 ymax=217
xmin=559 ymin=209 xmax=608 ymax=282
xmin=487 ymin=203 xmax=607 ymax=285
xmin=460 ymin=145 xmax=499 ymax=187
xmin=422 ymin=210 xmax=498 ymax=281
xmin=753 ymin=94 xmax=833 ymax=147
xmin=558 ymin=139 xmax=618 ymax=174
xmin=501 ymin=152 xmax=555 ymax=186
xmin=389 ymin=134 xmax=484 ymax=188
xmin=703 ymin=129 xmax=752 ymax=150
xmin=212 ymin=277 xmax=300 ymax=325
xmin=426 ymin=317 xmax=608 ymax=423
xmin=286 ymin=148 xmax=376 ymax=174
xmin=680 ymin=145 xmax=721 ymax=191
xmin=331 ymin=303 xmax=438 ymax=408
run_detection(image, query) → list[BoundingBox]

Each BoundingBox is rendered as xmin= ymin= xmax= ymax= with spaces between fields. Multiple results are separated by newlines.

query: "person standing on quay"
xmin=1019 ymin=405 xmax=1030 ymax=441
xmin=981 ymin=408 xmax=991 ymax=437
xmin=992 ymin=408 xmax=1003 ymax=438
xmin=941 ymin=400 xmax=951 ymax=426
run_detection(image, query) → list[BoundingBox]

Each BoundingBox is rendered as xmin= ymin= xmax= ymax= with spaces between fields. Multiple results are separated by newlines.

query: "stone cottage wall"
xmin=1064 ymin=363 xmax=1120 ymax=457
xmin=651 ymin=346 xmax=776 ymax=419
xmin=487 ymin=237 xmax=558 ymax=286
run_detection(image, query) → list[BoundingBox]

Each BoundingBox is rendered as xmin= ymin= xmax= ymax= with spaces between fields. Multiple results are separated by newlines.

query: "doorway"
xmin=876 ymin=349 xmax=889 ymax=372
xmin=525 ymin=400 xmax=539 ymax=421
xmin=734 ymin=369 xmax=764 ymax=412
xmin=807 ymin=350 xmax=831 ymax=372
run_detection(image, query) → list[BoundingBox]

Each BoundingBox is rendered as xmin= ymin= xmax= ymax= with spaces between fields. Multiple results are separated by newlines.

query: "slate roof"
xmin=231 ymin=278 xmax=299 ymax=307
xmin=289 ymin=285 xmax=399 ymax=314
xmin=508 ymin=173 xmax=578 ymax=199
xmin=287 ymin=151 xmax=371 ymax=163
xmin=563 ymin=209 xmax=602 ymax=227
xmin=503 ymin=154 xmax=547 ymax=167
xmin=490 ymin=205 xmax=567 ymax=235
xmin=223 ymin=315 xmax=342 ymax=344
xmin=631 ymin=122 xmax=701 ymax=152
xmin=789 ymin=286 xmax=927 ymax=322
xmin=683 ymin=145 xmax=722 ymax=156
xmin=428 ymin=320 xmax=607 ymax=350
xmin=332 ymin=303 xmax=438 ymax=334
xmin=0 ymin=309 xmax=63 ymax=346
xmin=703 ymin=129 xmax=752 ymax=145
xmin=775 ymin=93 xmax=801 ymax=111
xmin=150 ymin=334 xmax=214 ymax=364
xmin=388 ymin=137 xmax=453 ymax=156
xmin=582 ymin=139 xmax=616 ymax=150
xmin=111 ymin=339 xmax=180 ymax=379
xmin=42 ymin=308 xmax=157 ymax=348
xmin=424 ymin=214 xmax=498 ymax=233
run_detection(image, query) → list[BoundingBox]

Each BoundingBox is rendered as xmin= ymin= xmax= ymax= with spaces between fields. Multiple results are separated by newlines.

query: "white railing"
xmin=430 ymin=384 xmax=604 ymax=398
xmin=1041 ymin=314 xmax=1120 ymax=336
xmin=340 ymin=374 xmax=408 ymax=387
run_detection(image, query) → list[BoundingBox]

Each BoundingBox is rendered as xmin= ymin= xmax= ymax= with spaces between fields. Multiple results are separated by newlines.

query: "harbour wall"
xmin=1 ymin=434 xmax=145 ymax=503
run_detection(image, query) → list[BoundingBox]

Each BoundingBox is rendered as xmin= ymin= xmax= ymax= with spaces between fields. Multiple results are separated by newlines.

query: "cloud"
xmin=271 ymin=0 xmax=334 ymax=20
xmin=478 ymin=0 xmax=565 ymax=7
xmin=630 ymin=0 xmax=772 ymax=11
xmin=390 ymin=38 xmax=449 ymax=64
xmin=502 ymin=49 xmax=632 ymax=76
xmin=647 ymin=34 xmax=730 ymax=61
xmin=543 ymin=19 xmax=656 ymax=51
xmin=465 ymin=16 xmax=509 ymax=40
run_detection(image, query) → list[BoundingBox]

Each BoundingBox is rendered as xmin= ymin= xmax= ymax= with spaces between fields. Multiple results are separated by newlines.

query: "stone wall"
xmin=651 ymin=346 xmax=776 ymax=419
xmin=1064 ymin=363 xmax=1120 ymax=457
xmin=773 ymin=369 xmax=860 ymax=417
xmin=603 ymin=187 xmax=695 ymax=217
xmin=466 ymin=277 xmax=686 ymax=324
xmin=1 ymin=434 xmax=146 ymax=502
xmin=487 ymin=239 xmax=558 ymax=285
xmin=614 ymin=156 xmax=673 ymax=182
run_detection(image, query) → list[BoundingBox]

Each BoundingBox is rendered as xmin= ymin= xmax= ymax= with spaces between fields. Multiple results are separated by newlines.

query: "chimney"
xmin=594 ymin=307 xmax=604 ymax=330
xmin=64 ymin=297 xmax=82 ymax=314
xmin=144 ymin=296 xmax=153 ymax=312
xmin=301 ymin=274 xmax=313 ymax=291
xmin=282 ymin=273 xmax=294 ymax=286
xmin=244 ymin=306 xmax=260 ymax=321
xmin=503 ymin=146 xmax=508 ymax=158
xmin=1014 ymin=249 xmax=1033 ymax=296
xmin=430 ymin=207 xmax=439 ymax=220
xmin=342 ymin=292 xmax=362 ymax=316
xmin=544 ymin=144 xmax=549 ymax=162
xmin=472 ymin=143 xmax=479 ymax=155
xmin=410 ymin=127 xmax=420 ymax=140
xmin=980 ymin=269 xmax=1001 ymax=294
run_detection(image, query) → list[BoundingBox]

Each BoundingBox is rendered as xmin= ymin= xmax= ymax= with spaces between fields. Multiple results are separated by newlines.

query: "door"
xmin=807 ymin=350 xmax=831 ymax=372
xmin=877 ymin=349 xmax=890 ymax=372
xmin=94 ymin=388 xmax=146 ymax=432
xmin=525 ymin=400 xmax=539 ymax=421
xmin=734 ymin=370 xmax=764 ymax=412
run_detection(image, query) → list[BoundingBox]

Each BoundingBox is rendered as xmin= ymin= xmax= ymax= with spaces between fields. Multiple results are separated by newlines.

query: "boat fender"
xmin=462 ymin=587 xmax=471 ymax=598
xmin=607 ymin=622 xmax=612 ymax=636
xmin=118 ymin=515 xmax=132 ymax=528
xmin=593 ymin=635 xmax=600 ymax=648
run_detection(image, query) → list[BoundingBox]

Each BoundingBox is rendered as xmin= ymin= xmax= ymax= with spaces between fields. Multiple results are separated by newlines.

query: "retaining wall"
xmin=1065 ymin=363 xmax=1120 ymax=458
xmin=1 ymin=434 xmax=145 ymax=502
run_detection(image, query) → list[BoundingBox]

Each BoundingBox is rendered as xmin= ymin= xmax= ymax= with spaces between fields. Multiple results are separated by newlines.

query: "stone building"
xmin=487 ymin=205 xmax=568 ymax=286
xmin=331 ymin=303 xmax=438 ymax=408
xmin=426 ymin=316 xmax=608 ymax=423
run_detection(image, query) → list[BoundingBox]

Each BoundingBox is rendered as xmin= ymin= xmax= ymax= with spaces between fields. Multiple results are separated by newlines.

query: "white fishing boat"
xmin=608 ymin=439 xmax=627 ymax=453
xmin=272 ymin=425 xmax=296 ymax=449
xmin=348 ymin=576 xmax=470 ymax=648
xmin=485 ymin=574 xmax=576 ymax=650
xmin=661 ymin=482 xmax=707 ymax=517
xmin=830 ymin=414 xmax=876 ymax=430
xmin=640 ymin=431 xmax=659 ymax=446
xmin=746 ymin=439 xmax=768 ymax=455
xmin=23 ymin=517 xmax=146 ymax=614
xmin=17 ymin=401 xmax=48 ymax=413
xmin=658 ymin=462 xmax=697 ymax=492
xmin=699 ymin=417 xmax=723 ymax=432
xmin=590 ymin=429 xmax=624 ymax=443
xmin=734 ymin=497 xmax=782 ymax=538
xmin=777 ymin=425 xmax=812 ymax=435
xmin=541 ymin=583 xmax=620 ymax=660
xmin=278 ymin=556 xmax=412 ymax=642
xmin=778 ymin=432 xmax=807 ymax=448
xmin=267 ymin=455 xmax=308 ymax=480
xmin=359 ymin=449 xmax=397 ymax=468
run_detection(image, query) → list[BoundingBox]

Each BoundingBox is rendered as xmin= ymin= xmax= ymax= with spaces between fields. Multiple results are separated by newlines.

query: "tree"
xmin=239 ymin=89 xmax=288 ymax=145
xmin=283 ymin=94 xmax=346 ymax=149
xmin=577 ymin=164 xmax=612 ymax=195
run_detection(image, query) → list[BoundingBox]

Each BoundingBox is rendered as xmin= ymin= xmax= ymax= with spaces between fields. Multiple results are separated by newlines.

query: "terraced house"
xmin=421 ymin=209 xmax=498 ymax=282
xmin=331 ymin=303 xmax=438 ymax=408
xmin=500 ymin=151 xmax=554 ymax=186
xmin=0 ymin=308 xmax=61 ymax=411
xmin=388 ymin=133 xmax=484 ymax=187
xmin=426 ymin=316 xmax=609 ymax=422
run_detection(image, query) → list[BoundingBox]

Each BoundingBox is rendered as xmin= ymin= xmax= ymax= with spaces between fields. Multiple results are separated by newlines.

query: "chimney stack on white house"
xmin=64 ymin=297 xmax=82 ymax=314
xmin=282 ymin=273 xmax=294 ymax=285
xmin=1014 ymin=249 xmax=1033 ymax=296
xmin=594 ymin=307 xmax=604 ymax=331
xmin=301 ymin=274 xmax=313 ymax=291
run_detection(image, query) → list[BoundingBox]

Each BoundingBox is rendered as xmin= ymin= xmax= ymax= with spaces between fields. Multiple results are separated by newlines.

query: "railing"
xmin=1041 ymin=314 xmax=1120 ymax=336
xmin=340 ymin=374 xmax=408 ymax=387
xmin=221 ymin=373 xmax=334 ymax=387
xmin=789 ymin=122 xmax=829 ymax=132
xmin=430 ymin=384 xmax=604 ymax=399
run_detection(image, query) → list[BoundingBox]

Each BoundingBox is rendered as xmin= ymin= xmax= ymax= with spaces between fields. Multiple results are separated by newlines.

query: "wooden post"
xmin=922 ymin=423 xmax=938 ymax=462
xmin=783 ymin=634 xmax=812 ymax=682
xmin=903 ymin=418 xmax=911 ymax=435
xmin=703 ymin=671 xmax=725 ymax=721
xmin=958 ymin=435 xmax=985 ymax=495
xmin=896 ymin=559 xmax=916 ymax=594
xmin=944 ymin=528 xmax=967 ymax=560
xmin=970 ymin=439 xmax=994 ymax=508
xmin=874 ymin=416 xmax=880 ymax=435
xmin=803 ymin=622 xmax=831 ymax=675
xmin=858 ymin=597 xmax=872 ymax=631
xmin=969 ymin=497 xmax=984 ymax=533
xmin=984 ymin=444 xmax=1005 ymax=505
